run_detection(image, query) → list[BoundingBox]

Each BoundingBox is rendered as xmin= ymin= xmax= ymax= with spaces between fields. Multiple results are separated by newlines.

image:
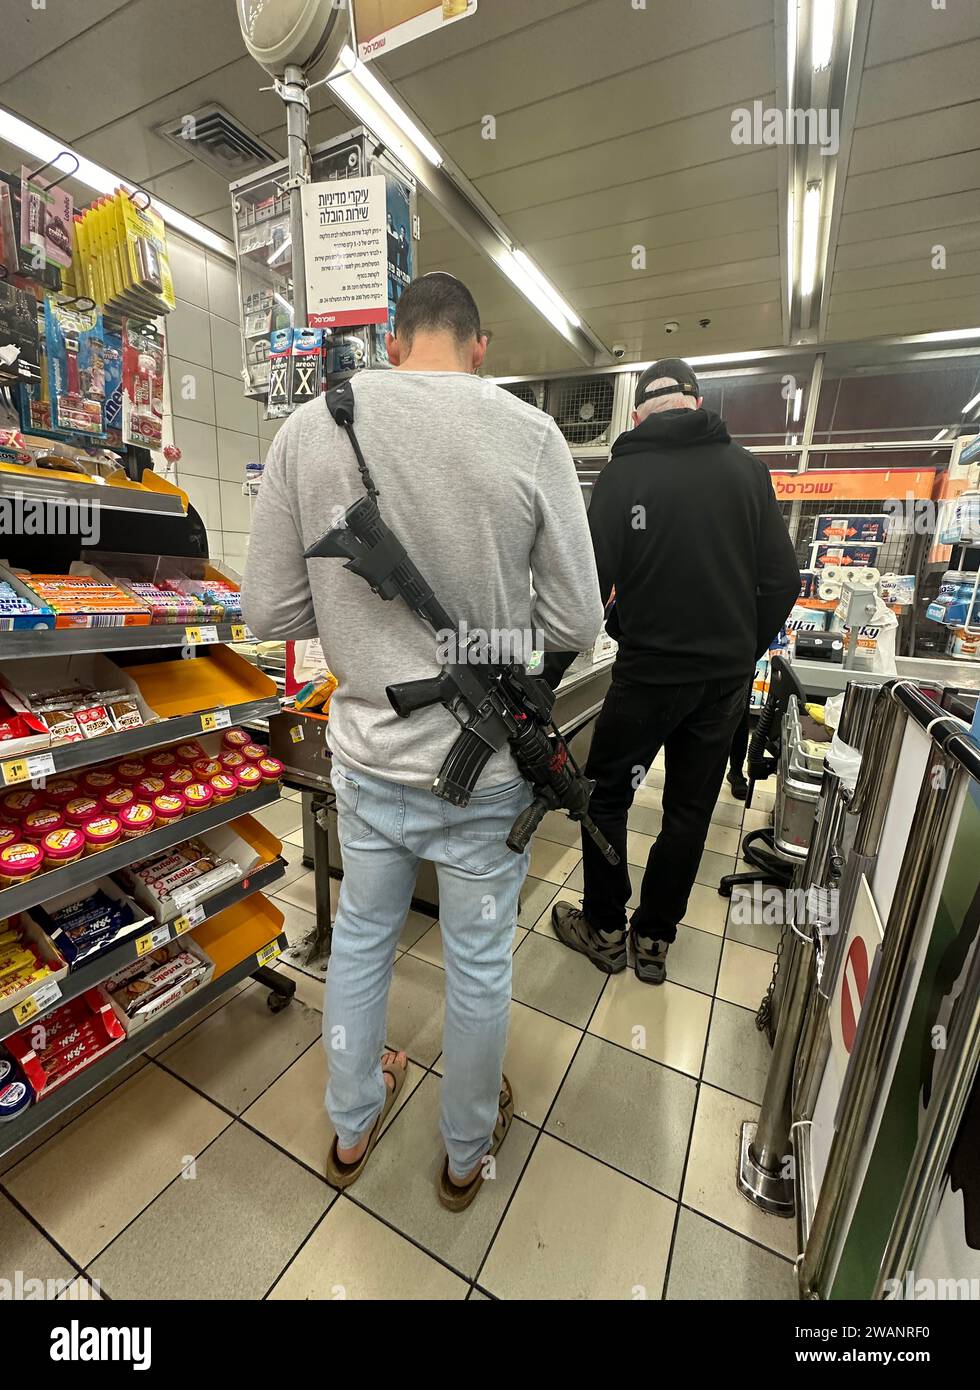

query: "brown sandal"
xmin=325 ymin=1052 xmax=407 ymax=1189
xmin=437 ymin=1074 xmax=515 ymax=1212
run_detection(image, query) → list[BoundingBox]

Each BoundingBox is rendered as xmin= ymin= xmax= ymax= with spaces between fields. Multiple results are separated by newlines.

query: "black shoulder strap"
xmin=326 ymin=377 xmax=356 ymax=427
xmin=325 ymin=376 xmax=379 ymax=501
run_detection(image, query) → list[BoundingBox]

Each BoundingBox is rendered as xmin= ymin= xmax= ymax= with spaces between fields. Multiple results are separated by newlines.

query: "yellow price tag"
xmin=185 ymin=626 xmax=202 ymax=644
xmin=256 ymin=941 xmax=281 ymax=967
xmin=135 ymin=926 xmax=170 ymax=957
xmin=12 ymin=995 xmax=39 ymax=1025
xmin=231 ymin=624 xmax=247 ymax=641
xmin=2 ymin=759 xmax=29 ymax=787
xmin=171 ymin=915 xmax=190 ymax=936
xmin=200 ymin=712 xmax=217 ymax=732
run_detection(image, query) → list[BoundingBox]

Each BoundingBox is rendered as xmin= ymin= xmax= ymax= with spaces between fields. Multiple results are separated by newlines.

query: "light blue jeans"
xmin=324 ymin=759 xmax=531 ymax=1179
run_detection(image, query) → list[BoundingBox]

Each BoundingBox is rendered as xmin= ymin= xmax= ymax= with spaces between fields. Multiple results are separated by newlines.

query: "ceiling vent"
xmin=154 ymin=105 xmax=278 ymax=178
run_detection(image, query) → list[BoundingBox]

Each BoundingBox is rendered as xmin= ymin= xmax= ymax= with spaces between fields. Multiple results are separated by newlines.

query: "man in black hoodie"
xmin=550 ymin=359 xmax=799 ymax=984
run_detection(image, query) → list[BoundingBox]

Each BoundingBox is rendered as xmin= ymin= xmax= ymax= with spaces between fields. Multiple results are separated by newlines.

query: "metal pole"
xmin=872 ymin=867 xmax=980 ymax=1297
xmin=282 ymin=64 xmax=310 ymax=327
xmin=739 ymin=919 xmax=814 ymax=1214
xmin=798 ymin=746 xmax=965 ymax=1298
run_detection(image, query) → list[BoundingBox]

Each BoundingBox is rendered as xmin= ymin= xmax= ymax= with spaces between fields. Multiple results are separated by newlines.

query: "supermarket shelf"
xmin=0 ymin=469 xmax=186 ymax=519
xmin=0 ymin=783 xmax=281 ymax=919
xmin=0 ymin=929 xmax=289 ymax=1158
xmin=0 ymin=857 xmax=287 ymax=1042
xmin=0 ymin=695 xmax=281 ymax=786
xmin=0 ymin=622 xmax=255 ymax=659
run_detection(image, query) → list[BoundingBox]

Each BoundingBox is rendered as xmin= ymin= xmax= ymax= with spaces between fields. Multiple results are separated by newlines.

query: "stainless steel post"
xmin=738 ymin=917 xmax=814 ymax=1214
xmin=282 ymin=64 xmax=310 ymax=327
xmin=799 ymin=744 xmax=965 ymax=1298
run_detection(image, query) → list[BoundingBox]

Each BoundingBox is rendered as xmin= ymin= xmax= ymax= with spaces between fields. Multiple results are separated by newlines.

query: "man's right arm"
xmin=756 ymin=467 xmax=801 ymax=658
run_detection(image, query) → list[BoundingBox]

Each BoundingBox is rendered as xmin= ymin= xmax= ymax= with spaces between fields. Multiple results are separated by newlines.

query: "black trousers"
xmin=729 ymin=700 xmax=752 ymax=775
xmin=581 ymin=676 xmax=751 ymax=943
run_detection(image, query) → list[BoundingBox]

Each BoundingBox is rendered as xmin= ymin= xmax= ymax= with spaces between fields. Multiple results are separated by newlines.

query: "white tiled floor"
xmin=0 ymin=775 xmax=796 ymax=1301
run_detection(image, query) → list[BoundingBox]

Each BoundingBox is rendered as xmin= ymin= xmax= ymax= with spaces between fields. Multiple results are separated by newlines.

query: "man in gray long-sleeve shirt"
xmin=243 ymin=273 xmax=602 ymax=1208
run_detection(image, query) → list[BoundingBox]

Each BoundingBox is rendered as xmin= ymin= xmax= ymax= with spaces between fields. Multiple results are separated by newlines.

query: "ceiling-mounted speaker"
xmin=236 ymin=0 xmax=352 ymax=82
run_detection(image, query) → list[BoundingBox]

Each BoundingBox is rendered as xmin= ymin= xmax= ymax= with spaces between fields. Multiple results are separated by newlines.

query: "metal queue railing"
xmin=740 ymin=676 xmax=980 ymax=1300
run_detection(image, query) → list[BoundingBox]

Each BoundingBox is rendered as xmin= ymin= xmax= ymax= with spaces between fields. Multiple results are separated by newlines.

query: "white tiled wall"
xmin=162 ymin=231 xmax=282 ymax=574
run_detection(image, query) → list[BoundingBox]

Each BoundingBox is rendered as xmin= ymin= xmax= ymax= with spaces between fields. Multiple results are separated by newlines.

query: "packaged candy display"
xmin=103 ymin=938 xmax=213 ymax=1035
xmin=70 ymin=190 xmax=175 ymax=319
xmin=41 ymin=827 xmax=85 ymax=867
xmin=116 ymin=579 xmax=207 ymax=625
xmin=14 ymin=572 xmax=151 ymax=628
xmin=118 ymin=837 xmax=242 ymax=924
xmin=0 ymin=579 xmax=54 ymax=631
xmin=41 ymin=300 xmax=106 ymax=437
xmin=0 ymin=913 xmax=64 ymax=1004
xmin=31 ymin=881 xmax=149 ymax=969
xmin=121 ymin=321 xmax=165 ymax=449
xmin=82 ymin=814 xmax=122 ymax=855
xmin=0 ymin=660 xmax=151 ymax=744
xmin=0 ymin=842 xmax=44 ymax=885
xmin=4 ymin=988 xmax=125 ymax=1099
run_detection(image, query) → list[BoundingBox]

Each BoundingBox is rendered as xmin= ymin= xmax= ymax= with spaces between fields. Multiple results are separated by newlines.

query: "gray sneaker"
xmin=551 ymin=902 xmax=628 ymax=975
xmin=632 ymin=929 xmax=670 ymax=985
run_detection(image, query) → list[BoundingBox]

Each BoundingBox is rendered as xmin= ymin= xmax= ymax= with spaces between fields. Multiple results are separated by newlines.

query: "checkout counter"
xmin=793 ymin=654 xmax=980 ymax=700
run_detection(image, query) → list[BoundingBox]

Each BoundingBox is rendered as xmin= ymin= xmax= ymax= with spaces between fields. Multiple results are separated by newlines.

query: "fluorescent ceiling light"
xmin=511 ymin=250 xmax=581 ymax=329
xmin=799 ymin=183 xmax=822 ymax=299
xmin=787 ymin=0 xmax=798 ymax=98
xmin=330 ymin=47 xmax=443 ymax=168
xmin=793 ymin=387 xmax=803 ymax=421
xmin=908 ymin=328 xmax=980 ymax=343
xmin=811 ymin=0 xmax=836 ymax=71
xmin=498 ymin=251 xmax=578 ymax=335
xmin=0 ymin=105 xmax=233 ymax=257
xmin=961 ymin=389 xmax=980 ymax=414
xmin=932 ymin=429 xmax=950 ymax=442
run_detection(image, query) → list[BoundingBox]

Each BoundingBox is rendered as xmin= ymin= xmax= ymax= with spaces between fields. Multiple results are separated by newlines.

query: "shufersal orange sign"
xmin=772 ymin=468 xmax=936 ymax=501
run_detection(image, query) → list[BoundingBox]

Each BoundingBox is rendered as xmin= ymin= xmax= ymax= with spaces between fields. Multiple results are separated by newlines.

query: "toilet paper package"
xmin=811 ymin=542 xmax=883 ymax=571
xmin=812 ymin=514 xmax=890 ymax=545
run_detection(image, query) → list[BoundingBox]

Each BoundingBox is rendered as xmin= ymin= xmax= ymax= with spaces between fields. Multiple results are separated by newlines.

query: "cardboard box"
xmin=102 ymin=936 xmax=214 ymax=1036
xmin=4 ymin=987 xmax=125 ymax=1099
xmin=28 ymin=878 xmax=152 ymax=971
xmin=0 ymin=913 xmax=68 ymax=1013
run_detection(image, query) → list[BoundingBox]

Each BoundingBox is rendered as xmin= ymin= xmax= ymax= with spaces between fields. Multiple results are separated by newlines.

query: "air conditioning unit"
xmin=546 ymin=374 xmax=632 ymax=458
xmin=500 ymin=381 xmax=545 ymax=410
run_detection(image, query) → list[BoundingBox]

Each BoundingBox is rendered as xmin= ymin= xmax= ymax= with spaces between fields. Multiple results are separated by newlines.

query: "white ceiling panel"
xmin=864 ymin=1 xmax=980 ymax=67
xmin=854 ymin=36 xmax=980 ymax=127
xmin=842 ymin=151 xmax=980 ymax=215
xmin=848 ymin=100 xmax=980 ymax=177
xmin=0 ymin=0 xmax=132 ymax=87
